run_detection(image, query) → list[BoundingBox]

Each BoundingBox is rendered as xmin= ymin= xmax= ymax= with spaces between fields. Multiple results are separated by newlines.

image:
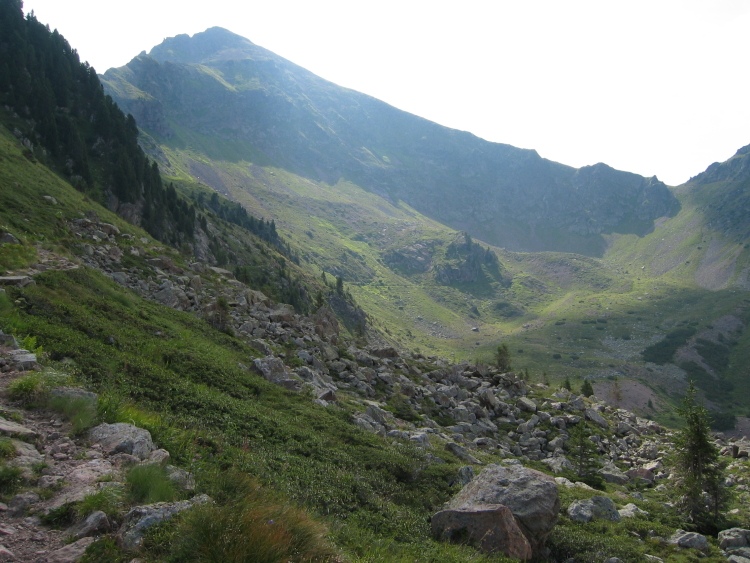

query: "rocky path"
xmin=0 ymin=349 xmax=97 ymax=562
xmin=0 ymin=340 xmax=201 ymax=562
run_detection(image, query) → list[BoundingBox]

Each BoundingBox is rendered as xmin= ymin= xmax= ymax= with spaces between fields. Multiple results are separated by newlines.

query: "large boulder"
xmin=720 ymin=528 xmax=750 ymax=550
xmin=252 ymin=356 xmax=302 ymax=391
xmin=668 ymin=529 xmax=708 ymax=552
xmin=88 ymin=423 xmax=155 ymax=460
xmin=599 ymin=461 xmax=629 ymax=484
xmin=434 ymin=463 xmax=559 ymax=558
xmin=431 ymin=505 xmax=532 ymax=560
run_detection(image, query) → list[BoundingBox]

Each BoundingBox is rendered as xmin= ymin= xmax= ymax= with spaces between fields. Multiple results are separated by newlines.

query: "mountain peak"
xmin=148 ymin=27 xmax=259 ymax=65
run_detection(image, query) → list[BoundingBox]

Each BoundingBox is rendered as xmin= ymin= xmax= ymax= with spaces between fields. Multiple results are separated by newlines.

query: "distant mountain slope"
xmin=102 ymin=27 xmax=678 ymax=256
xmin=677 ymin=144 xmax=750 ymax=243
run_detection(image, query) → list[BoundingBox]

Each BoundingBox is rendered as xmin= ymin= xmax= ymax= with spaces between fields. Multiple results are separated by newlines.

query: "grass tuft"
xmin=0 ymin=438 xmax=16 ymax=459
xmin=126 ymin=464 xmax=178 ymax=504
xmin=164 ymin=474 xmax=338 ymax=563
xmin=0 ymin=464 xmax=22 ymax=495
xmin=47 ymin=395 xmax=98 ymax=435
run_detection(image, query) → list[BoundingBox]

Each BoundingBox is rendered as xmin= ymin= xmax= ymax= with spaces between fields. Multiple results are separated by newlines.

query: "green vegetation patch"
xmin=641 ymin=327 xmax=696 ymax=364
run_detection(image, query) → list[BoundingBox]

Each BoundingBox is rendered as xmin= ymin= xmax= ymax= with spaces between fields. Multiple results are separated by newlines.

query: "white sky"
xmin=22 ymin=0 xmax=750 ymax=186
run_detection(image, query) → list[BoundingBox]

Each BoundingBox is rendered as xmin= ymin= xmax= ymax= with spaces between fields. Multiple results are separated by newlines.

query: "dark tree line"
xmin=197 ymin=192 xmax=278 ymax=243
xmin=0 ymin=0 xmax=193 ymax=243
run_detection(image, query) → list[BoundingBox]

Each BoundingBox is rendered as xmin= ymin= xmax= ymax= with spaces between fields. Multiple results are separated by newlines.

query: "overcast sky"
xmin=22 ymin=0 xmax=750 ymax=186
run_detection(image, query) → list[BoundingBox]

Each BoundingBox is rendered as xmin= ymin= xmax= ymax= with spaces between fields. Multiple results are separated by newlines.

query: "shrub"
xmin=126 ymin=464 xmax=177 ymax=504
xmin=20 ymin=334 xmax=43 ymax=355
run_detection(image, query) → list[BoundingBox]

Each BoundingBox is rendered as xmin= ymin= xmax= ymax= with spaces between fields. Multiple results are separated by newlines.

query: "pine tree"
xmin=580 ymin=379 xmax=594 ymax=397
xmin=673 ymin=381 xmax=727 ymax=533
xmin=563 ymin=376 xmax=572 ymax=391
xmin=494 ymin=343 xmax=512 ymax=372
xmin=566 ymin=422 xmax=602 ymax=487
xmin=335 ymin=276 xmax=344 ymax=296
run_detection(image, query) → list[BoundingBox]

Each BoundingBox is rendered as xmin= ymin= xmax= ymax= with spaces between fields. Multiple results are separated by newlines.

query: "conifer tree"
xmin=494 ymin=343 xmax=512 ymax=372
xmin=566 ymin=422 xmax=602 ymax=487
xmin=580 ymin=379 xmax=594 ymax=397
xmin=673 ymin=381 xmax=727 ymax=533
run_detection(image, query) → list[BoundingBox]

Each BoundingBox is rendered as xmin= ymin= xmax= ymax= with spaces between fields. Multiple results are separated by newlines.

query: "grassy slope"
xmin=0 ymin=123 xmax=514 ymax=561
xmin=2 ymin=122 xmax=746 ymax=563
xmin=149 ymin=138 xmax=750 ymax=422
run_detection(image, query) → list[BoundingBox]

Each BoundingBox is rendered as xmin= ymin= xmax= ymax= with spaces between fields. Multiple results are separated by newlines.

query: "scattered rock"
xmin=45 ymin=537 xmax=95 ymax=563
xmin=118 ymin=494 xmax=211 ymax=550
xmin=8 ymin=492 xmax=40 ymax=517
xmin=68 ymin=510 xmax=111 ymax=540
xmin=0 ymin=233 xmax=21 ymax=244
xmin=668 ymin=529 xmax=708 ymax=551
xmin=445 ymin=442 xmax=481 ymax=464
xmin=585 ymin=408 xmax=609 ymax=429
xmin=618 ymin=503 xmax=648 ymax=518
xmin=567 ymin=496 xmax=621 ymax=523
xmin=720 ymin=528 xmax=750 ymax=550
xmin=0 ymin=545 xmax=15 ymax=561
xmin=599 ymin=461 xmax=629 ymax=484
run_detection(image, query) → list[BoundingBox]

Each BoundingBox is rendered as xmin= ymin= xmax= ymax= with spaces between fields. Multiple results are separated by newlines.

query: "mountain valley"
xmin=99 ymin=27 xmax=750 ymax=426
xmin=2 ymin=4 xmax=750 ymax=561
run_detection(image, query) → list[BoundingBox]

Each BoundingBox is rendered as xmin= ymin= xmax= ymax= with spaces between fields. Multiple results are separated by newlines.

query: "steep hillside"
xmin=102 ymin=27 xmax=678 ymax=257
xmin=96 ymin=27 xmax=750 ymax=424
xmin=3 ymin=6 xmax=750 ymax=561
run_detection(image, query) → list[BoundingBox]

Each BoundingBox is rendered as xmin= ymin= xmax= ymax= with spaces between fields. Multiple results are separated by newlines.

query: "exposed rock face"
xmin=436 ymin=463 xmax=559 ymax=558
xmin=431 ymin=505 xmax=532 ymax=560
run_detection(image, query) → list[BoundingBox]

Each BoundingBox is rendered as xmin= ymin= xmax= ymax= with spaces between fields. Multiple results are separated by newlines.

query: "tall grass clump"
xmin=166 ymin=473 xmax=337 ymax=563
xmin=76 ymin=486 xmax=124 ymax=519
xmin=0 ymin=464 xmax=23 ymax=495
xmin=47 ymin=394 xmax=98 ymax=435
xmin=126 ymin=464 xmax=178 ymax=504
xmin=7 ymin=371 xmax=49 ymax=406
xmin=0 ymin=437 xmax=16 ymax=459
